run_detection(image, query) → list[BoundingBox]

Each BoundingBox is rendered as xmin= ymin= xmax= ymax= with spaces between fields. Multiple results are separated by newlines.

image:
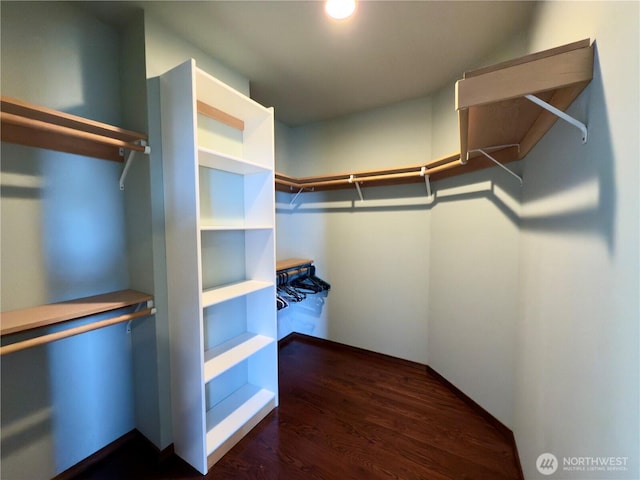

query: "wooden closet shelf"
xmin=275 ymin=39 xmax=594 ymax=195
xmin=1 ymin=96 xmax=149 ymax=162
xmin=0 ymin=289 xmax=154 ymax=336
xmin=276 ymin=259 xmax=314 ymax=272
xmin=197 ymin=100 xmax=245 ymax=131
xmin=275 ymin=153 xmax=462 ymax=192
xmin=456 ymin=38 xmax=594 ymax=167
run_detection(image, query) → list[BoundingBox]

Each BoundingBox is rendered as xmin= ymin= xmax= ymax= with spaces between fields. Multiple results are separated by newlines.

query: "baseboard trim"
xmin=426 ymin=366 xmax=511 ymax=438
xmin=279 ymin=332 xmax=427 ymax=371
xmin=426 ymin=366 xmax=524 ymax=480
xmin=51 ymin=429 xmax=138 ymax=480
xmin=51 ymin=429 xmax=174 ymax=480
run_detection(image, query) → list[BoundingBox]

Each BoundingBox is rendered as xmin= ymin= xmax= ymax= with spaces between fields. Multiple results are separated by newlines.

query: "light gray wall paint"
xmin=1 ymin=2 xmax=135 ymax=478
xmin=144 ymin=13 xmax=249 ymax=94
xmin=117 ymin=11 xmax=166 ymax=451
xmin=275 ymin=98 xmax=433 ymax=363
xmin=427 ymin=167 xmax=521 ymax=427
xmin=426 ymin=33 xmax=529 ymax=428
xmin=515 ymin=2 xmax=639 ymax=478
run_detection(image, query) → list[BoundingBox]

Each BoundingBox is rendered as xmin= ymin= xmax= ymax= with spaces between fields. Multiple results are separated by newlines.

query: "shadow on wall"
xmin=519 ymin=46 xmax=615 ymax=254
xmin=0 ymin=345 xmax=55 ymax=478
xmin=0 ymin=144 xmax=134 ymax=477
xmin=0 ymin=2 xmax=141 ymax=476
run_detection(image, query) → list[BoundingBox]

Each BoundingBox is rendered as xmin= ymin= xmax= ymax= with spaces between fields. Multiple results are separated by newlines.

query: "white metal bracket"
xmin=349 ymin=175 xmax=364 ymax=201
xmin=127 ymin=300 xmax=156 ymax=333
xmin=119 ymin=141 xmax=151 ymax=191
xmin=420 ymin=166 xmax=432 ymax=197
xmin=290 ymin=187 xmax=304 ymax=205
xmin=468 ymin=148 xmax=523 ymax=186
xmin=525 ymin=94 xmax=588 ymax=143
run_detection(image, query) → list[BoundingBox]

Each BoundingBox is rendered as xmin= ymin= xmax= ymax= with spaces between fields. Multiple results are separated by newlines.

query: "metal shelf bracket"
xmin=120 ymin=141 xmax=151 ymax=191
xmin=420 ymin=166 xmax=433 ymax=197
xmin=349 ymin=174 xmax=364 ymax=201
xmin=290 ymin=187 xmax=304 ymax=205
xmin=468 ymin=147 xmax=523 ymax=186
xmin=525 ymin=94 xmax=588 ymax=144
xmin=127 ymin=300 xmax=155 ymax=333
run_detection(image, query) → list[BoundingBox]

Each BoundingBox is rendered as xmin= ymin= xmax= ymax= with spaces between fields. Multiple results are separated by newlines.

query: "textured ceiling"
xmin=86 ymin=1 xmax=537 ymax=126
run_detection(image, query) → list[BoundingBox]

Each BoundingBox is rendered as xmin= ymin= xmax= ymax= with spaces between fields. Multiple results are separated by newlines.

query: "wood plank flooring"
xmin=75 ymin=334 xmax=521 ymax=480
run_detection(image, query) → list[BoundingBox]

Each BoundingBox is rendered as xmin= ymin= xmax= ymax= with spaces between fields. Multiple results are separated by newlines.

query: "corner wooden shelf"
xmin=275 ymin=39 xmax=594 ymax=195
xmin=1 ymin=96 xmax=148 ymax=162
xmin=274 ymin=153 xmax=460 ymax=193
xmin=455 ymin=38 xmax=594 ymax=177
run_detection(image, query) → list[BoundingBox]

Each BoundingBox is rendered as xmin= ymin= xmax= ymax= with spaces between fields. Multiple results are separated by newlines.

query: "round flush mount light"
xmin=325 ymin=0 xmax=357 ymax=20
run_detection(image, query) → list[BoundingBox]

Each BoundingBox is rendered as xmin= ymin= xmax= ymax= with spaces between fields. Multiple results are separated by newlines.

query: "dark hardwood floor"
xmin=75 ymin=335 xmax=521 ymax=480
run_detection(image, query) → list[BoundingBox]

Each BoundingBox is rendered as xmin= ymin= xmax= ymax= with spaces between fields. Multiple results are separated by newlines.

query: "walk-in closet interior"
xmin=1 ymin=1 xmax=638 ymax=479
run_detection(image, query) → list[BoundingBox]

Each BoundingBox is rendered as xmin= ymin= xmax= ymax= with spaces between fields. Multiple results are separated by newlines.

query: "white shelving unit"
xmin=160 ymin=59 xmax=277 ymax=474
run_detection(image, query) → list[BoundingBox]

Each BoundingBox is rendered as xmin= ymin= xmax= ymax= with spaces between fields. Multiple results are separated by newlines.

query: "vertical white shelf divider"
xmin=161 ymin=59 xmax=277 ymax=475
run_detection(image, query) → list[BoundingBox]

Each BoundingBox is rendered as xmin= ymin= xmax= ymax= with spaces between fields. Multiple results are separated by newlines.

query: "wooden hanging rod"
xmin=1 ymin=96 xmax=147 ymax=142
xmin=275 ymin=147 xmax=522 ymax=193
xmin=1 ymin=112 xmax=148 ymax=152
xmin=0 ymin=307 xmax=155 ymax=356
xmin=1 ymin=289 xmax=154 ymax=336
xmin=197 ymin=100 xmax=245 ymax=131
xmin=274 ymin=152 xmax=478 ymax=192
xmin=276 ymin=258 xmax=314 ymax=272
xmin=276 ymin=259 xmax=314 ymax=282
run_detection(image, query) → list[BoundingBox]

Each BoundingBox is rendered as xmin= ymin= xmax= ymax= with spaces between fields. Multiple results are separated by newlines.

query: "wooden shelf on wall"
xmin=275 ymin=39 xmax=594 ymax=194
xmin=1 ymin=96 xmax=148 ymax=162
xmin=276 ymin=258 xmax=314 ymax=272
xmin=0 ymin=289 xmax=155 ymax=356
xmin=275 ymin=153 xmax=461 ymax=193
xmin=456 ymin=38 xmax=594 ymax=171
xmin=1 ymin=289 xmax=154 ymax=336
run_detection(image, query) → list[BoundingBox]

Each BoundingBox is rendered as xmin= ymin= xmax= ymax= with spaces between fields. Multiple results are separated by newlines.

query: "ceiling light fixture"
xmin=325 ymin=0 xmax=356 ymax=20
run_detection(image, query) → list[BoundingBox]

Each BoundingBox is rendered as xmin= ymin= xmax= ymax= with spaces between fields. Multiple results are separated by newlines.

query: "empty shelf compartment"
xmin=198 ymin=147 xmax=271 ymax=175
xmin=202 ymin=280 xmax=272 ymax=307
xmin=205 ymin=384 xmax=276 ymax=456
xmin=199 ymin=165 xmax=273 ymax=228
xmin=204 ymin=332 xmax=273 ymax=383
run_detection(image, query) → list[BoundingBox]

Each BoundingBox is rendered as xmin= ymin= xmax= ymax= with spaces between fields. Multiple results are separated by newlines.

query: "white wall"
xmin=1 ymin=3 xmax=135 ymax=478
xmin=276 ymin=98 xmax=433 ymax=363
xmin=515 ymin=2 xmax=639 ymax=478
